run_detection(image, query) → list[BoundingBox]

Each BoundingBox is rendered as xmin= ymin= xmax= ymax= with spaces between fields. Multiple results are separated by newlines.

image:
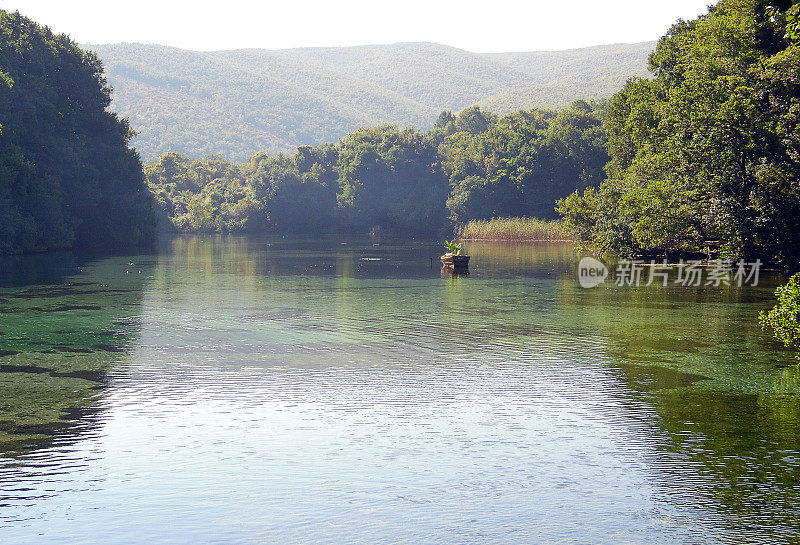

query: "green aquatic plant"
xmin=444 ymin=240 xmax=462 ymax=255
xmin=760 ymin=273 xmax=800 ymax=360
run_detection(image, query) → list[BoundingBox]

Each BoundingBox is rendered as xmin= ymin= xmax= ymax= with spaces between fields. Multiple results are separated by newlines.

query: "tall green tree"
xmin=0 ymin=10 xmax=154 ymax=253
xmin=443 ymin=101 xmax=608 ymax=225
xmin=335 ymin=126 xmax=448 ymax=234
xmin=559 ymin=0 xmax=800 ymax=268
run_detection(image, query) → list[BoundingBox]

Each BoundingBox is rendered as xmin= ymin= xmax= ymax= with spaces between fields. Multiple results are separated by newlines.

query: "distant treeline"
xmin=0 ymin=10 xmax=154 ymax=254
xmin=145 ymin=103 xmax=608 ymax=236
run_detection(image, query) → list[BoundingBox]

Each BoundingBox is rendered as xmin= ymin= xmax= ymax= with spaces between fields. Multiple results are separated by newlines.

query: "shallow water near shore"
xmin=0 ymin=236 xmax=798 ymax=544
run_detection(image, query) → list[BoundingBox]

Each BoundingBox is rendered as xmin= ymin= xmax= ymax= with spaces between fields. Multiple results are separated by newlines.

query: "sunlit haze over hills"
xmin=0 ymin=0 xmax=711 ymax=52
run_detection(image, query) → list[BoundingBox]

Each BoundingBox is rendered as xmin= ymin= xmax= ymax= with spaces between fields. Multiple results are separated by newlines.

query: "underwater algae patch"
xmin=0 ymin=330 xmax=135 ymax=452
xmin=0 ymin=258 xmax=150 ymax=453
xmin=0 ymin=350 xmax=114 ymax=451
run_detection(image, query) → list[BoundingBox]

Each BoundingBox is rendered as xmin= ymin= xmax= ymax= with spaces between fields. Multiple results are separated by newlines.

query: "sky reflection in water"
xmin=0 ymin=236 xmax=797 ymax=544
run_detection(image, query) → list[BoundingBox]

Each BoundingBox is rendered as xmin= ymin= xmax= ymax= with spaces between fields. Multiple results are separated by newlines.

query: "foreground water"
xmin=0 ymin=237 xmax=798 ymax=544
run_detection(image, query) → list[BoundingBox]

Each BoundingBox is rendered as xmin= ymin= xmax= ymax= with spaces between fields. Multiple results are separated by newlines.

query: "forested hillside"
xmin=480 ymin=42 xmax=655 ymax=112
xmin=0 ymin=10 xmax=154 ymax=254
xmin=88 ymin=41 xmax=652 ymax=161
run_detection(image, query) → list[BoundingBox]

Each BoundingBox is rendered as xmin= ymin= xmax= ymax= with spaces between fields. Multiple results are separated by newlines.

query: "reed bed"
xmin=458 ymin=217 xmax=573 ymax=242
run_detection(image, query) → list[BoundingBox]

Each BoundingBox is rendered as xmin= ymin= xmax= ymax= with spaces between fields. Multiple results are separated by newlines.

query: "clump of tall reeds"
xmin=458 ymin=217 xmax=573 ymax=242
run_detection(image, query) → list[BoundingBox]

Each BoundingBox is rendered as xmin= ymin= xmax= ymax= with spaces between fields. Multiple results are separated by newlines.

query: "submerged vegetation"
xmin=0 ymin=257 xmax=149 ymax=451
xmin=459 ymin=217 xmax=572 ymax=242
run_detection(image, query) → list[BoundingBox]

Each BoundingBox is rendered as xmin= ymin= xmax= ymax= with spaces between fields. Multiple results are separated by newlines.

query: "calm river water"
xmin=0 ymin=237 xmax=798 ymax=544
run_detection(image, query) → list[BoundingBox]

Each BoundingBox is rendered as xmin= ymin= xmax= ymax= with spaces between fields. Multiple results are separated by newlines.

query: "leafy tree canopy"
xmin=0 ymin=10 xmax=154 ymax=254
xmin=558 ymin=0 xmax=800 ymax=269
xmin=146 ymin=103 xmax=606 ymax=237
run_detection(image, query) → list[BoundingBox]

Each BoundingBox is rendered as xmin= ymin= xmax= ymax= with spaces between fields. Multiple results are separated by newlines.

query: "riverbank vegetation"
xmin=458 ymin=218 xmax=572 ymax=242
xmin=0 ymin=10 xmax=154 ymax=254
xmin=558 ymin=0 xmax=800 ymax=270
xmin=761 ymin=273 xmax=800 ymax=359
xmin=4 ymin=0 xmax=800 ymax=279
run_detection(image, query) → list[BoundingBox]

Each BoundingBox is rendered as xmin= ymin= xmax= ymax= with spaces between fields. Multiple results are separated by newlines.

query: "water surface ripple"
xmin=0 ymin=237 xmax=798 ymax=544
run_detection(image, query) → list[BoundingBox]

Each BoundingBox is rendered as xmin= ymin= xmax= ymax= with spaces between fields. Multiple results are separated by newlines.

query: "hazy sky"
xmin=0 ymin=0 xmax=713 ymax=52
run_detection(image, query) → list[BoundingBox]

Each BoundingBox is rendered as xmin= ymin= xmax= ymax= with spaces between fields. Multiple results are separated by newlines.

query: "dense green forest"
xmin=0 ymin=7 xmax=610 ymax=254
xmin=145 ymin=102 xmax=607 ymax=235
xmin=88 ymin=41 xmax=652 ymax=161
xmin=4 ymin=0 xmax=800 ymax=278
xmin=0 ymin=10 xmax=153 ymax=254
xmin=559 ymin=0 xmax=800 ymax=269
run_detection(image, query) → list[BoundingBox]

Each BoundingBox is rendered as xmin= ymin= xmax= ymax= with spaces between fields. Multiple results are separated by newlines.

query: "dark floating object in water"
xmin=440 ymin=253 xmax=470 ymax=270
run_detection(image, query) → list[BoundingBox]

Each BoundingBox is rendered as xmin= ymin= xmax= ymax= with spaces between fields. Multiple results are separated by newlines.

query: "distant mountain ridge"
xmin=87 ymin=41 xmax=655 ymax=162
